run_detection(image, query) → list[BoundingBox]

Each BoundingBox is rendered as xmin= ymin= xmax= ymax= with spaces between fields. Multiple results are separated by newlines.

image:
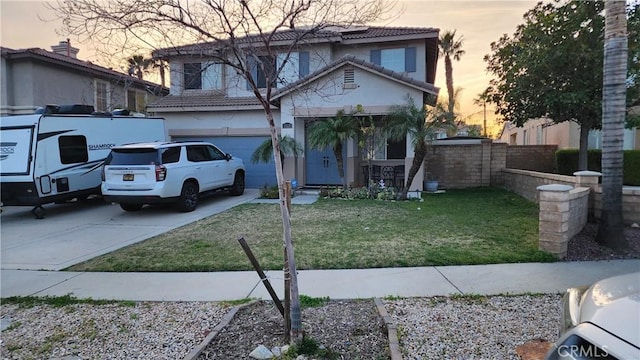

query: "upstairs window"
xmin=277 ymin=51 xmax=310 ymax=87
xmin=370 ymin=47 xmax=417 ymax=73
xmin=184 ymin=62 xmax=223 ymax=90
xmin=247 ymin=51 xmax=309 ymax=89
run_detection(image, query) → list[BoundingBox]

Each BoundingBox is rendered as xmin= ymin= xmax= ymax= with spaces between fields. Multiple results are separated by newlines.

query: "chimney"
xmin=51 ymin=39 xmax=79 ymax=59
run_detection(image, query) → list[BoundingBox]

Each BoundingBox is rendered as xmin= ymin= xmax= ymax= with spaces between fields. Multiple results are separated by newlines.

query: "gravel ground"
xmin=565 ymin=222 xmax=640 ymax=261
xmin=1 ymin=224 xmax=638 ymax=360
xmin=0 ymin=302 xmax=228 ymax=360
xmin=384 ymin=294 xmax=562 ymax=360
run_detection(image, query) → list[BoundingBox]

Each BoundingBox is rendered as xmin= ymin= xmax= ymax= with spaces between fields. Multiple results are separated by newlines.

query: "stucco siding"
xmin=163 ymin=110 xmax=279 ymax=136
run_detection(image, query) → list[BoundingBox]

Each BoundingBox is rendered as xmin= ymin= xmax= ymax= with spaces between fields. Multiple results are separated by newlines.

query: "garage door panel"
xmin=175 ymin=136 xmax=277 ymax=188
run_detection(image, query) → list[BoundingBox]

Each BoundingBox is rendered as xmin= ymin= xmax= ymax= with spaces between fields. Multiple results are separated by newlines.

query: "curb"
xmin=183 ymin=300 xmax=259 ymax=360
xmin=374 ymin=298 xmax=403 ymax=360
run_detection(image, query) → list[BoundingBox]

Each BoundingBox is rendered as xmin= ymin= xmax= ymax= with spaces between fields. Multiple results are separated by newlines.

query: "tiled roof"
xmin=1 ymin=47 xmax=166 ymax=91
xmin=339 ymin=26 xmax=439 ymax=40
xmin=154 ymin=26 xmax=438 ymax=57
xmin=149 ymin=94 xmax=262 ymax=109
xmin=150 ymin=55 xmax=439 ymax=110
xmin=272 ymin=55 xmax=439 ymax=99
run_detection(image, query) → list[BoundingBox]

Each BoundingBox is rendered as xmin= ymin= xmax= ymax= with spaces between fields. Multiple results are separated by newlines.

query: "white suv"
xmin=101 ymin=141 xmax=245 ymax=212
xmin=545 ymin=272 xmax=640 ymax=360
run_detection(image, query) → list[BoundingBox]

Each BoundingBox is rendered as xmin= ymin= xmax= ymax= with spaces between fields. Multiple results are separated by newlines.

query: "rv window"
xmin=107 ymin=149 xmax=159 ymax=165
xmin=59 ymin=136 xmax=89 ymax=164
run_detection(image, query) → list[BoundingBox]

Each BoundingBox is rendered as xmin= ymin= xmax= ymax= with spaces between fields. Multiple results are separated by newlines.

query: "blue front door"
xmin=305 ymin=145 xmax=345 ymax=186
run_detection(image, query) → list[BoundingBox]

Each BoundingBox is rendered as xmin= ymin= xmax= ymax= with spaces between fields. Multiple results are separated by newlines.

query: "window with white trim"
xmin=95 ymin=80 xmax=109 ymax=112
xmin=362 ymin=128 xmax=406 ymax=160
xmin=127 ymin=90 xmax=137 ymax=111
xmin=276 ymin=51 xmax=310 ymax=87
xmin=184 ymin=62 xmax=223 ymax=90
xmin=370 ymin=47 xmax=417 ymax=73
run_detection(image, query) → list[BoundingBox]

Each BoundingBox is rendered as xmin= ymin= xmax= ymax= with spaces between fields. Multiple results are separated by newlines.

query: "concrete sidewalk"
xmin=2 ymin=260 xmax=638 ymax=301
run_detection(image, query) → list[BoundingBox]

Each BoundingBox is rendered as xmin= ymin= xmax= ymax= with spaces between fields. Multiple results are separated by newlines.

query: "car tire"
xmin=177 ymin=181 xmax=199 ymax=212
xmin=229 ymin=171 xmax=245 ymax=196
xmin=120 ymin=203 xmax=143 ymax=212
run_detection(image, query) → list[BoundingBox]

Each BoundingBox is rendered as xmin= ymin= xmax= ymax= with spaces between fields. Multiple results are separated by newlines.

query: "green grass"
xmin=65 ymin=187 xmax=556 ymax=272
xmin=1 ymin=295 xmax=133 ymax=308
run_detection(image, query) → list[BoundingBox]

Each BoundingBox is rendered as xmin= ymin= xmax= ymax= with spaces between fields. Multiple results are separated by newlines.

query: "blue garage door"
xmin=176 ymin=136 xmax=277 ymax=188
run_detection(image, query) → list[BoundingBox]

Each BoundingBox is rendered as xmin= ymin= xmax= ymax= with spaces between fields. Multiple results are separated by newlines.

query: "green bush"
xmin=319 ymin=184 xmax=400 ymax=200
xmin=555 ymin=149 xmax=640 ymax=185
xmin=625 ymin=151 xmax=640 ymax=185
xmin=259 ymin=184 xmax=280 ymax=199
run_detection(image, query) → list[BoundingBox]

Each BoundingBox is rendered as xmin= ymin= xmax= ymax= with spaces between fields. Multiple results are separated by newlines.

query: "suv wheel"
xmin=230 ymin=172 xmax=245 ymax=196
xmin=177 ymin=182 xmax=199 ymax=212
xmin=120 ymin=203 xmax=143 ymax=212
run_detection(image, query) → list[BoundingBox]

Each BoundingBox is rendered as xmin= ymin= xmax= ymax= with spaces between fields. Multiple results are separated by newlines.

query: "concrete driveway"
xmin=0 ymin=189 xmax=259 ymax=270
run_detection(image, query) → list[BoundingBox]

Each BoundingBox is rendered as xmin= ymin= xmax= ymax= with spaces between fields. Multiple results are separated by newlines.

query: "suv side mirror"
xmin=225 ymin=153 xmax=232 ymax=161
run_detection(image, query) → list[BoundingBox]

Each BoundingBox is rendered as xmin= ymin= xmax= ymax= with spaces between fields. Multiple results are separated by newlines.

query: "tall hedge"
xmin=556 ymin=149 xmax=640 ymax=185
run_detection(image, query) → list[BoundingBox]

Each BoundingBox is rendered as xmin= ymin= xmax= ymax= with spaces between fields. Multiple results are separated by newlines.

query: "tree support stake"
xmin=237 ymin=236 xmax=284 ymax=316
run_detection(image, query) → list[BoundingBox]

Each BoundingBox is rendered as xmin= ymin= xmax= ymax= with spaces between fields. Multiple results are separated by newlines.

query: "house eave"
xmin=340 ymin=33 xmax=438 ymax=45
xmin=148 ymin=104 xmax=266 ymax=113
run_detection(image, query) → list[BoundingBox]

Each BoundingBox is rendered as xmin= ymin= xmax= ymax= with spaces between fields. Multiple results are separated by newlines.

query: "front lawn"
xmin=66 ymin=187 xmax=556 ymax=272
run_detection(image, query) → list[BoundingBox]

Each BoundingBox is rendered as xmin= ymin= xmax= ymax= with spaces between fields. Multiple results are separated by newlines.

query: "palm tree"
xmin=251 ymin=135 xmax=303 ymax=171
xmin=596 ymin=0 xmax=628 ymax=249
xmin=474 ymin=86 xmax=494 ymax=137
xmin=385 ymin=95 xmax=454 ymax=200
xmin=151 ymin=59 xmax=167 ymax=88
xmin=307 ymin=109 xmax=359 ymax=189
xmin=127 ymin=55 xmax=151 ymax=80
xmin=439 ymin=30 xmax=465 ymax=121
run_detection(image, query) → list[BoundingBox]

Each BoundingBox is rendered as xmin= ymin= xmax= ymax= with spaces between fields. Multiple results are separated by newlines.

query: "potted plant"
xmin=424 ymin=172 xmax=438 ymax=192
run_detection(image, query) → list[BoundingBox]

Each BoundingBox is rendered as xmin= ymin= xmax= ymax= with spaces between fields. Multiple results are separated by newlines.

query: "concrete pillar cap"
xmin=573 ymin=171 xmax=602 ymax=177
xmin=537 ymin=184 xmax=573 ymax=192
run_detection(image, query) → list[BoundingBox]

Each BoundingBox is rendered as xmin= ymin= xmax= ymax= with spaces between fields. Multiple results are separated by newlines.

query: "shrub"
xmin=319 ymin=182 xmax=401 ymax=200
xmin=259 ymin=184 xmax=280 ymax=199
xmin=555 ymin=149 xmax=640 ymax=185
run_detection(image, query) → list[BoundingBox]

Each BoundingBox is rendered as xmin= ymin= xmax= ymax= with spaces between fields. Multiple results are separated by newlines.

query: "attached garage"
xmin=173 ymin=136 xmax=277 ymax=188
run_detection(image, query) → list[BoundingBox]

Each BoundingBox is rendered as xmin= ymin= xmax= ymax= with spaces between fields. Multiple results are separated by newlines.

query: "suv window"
xmin=106 ymin=149 xmax=159 ymax=165
xmin=207 ymin=145 xmax=227 ymax=161
xmin=161 ymin=147 xmax=181 ymax=164
xmin=187 ymin=145 xmax=212 ymax=162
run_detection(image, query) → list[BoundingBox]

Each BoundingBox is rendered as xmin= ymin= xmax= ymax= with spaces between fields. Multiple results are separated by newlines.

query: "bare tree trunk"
xmin=578 ymin=124 xmax=590 ymax=171
xmin=266 ymin=107 xmax=303 ymax=343
xmin=596 ymin=0 xmax=627 ymax=249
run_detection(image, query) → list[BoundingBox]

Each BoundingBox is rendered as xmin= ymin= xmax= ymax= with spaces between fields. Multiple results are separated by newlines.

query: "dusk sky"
xmin=0 ymin=0 xmax=539 ymax=135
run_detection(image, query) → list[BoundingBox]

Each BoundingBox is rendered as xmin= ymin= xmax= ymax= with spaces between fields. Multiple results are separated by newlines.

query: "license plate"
xmin=123 ymin=174 xmax=134 ymax=181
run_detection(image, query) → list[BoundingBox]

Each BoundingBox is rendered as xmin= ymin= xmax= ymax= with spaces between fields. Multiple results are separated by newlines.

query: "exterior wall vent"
xmin=343 ymin=67 xmax=357 ymax=89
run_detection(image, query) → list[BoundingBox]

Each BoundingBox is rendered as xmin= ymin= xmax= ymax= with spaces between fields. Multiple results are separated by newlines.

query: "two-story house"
xmin=149 ymin=26 xmax=440 ymax=190
xmin=1 ymin=40 xmax=167 ymax=116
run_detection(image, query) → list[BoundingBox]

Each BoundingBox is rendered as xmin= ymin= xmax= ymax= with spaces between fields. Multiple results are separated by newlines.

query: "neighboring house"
xmin=499 ymin=118 xmax=639 ymax=150
xmin=149 ymin=26 xmax=440 ymax=190
xmin=1 ymin=40 xmax=168 ymax=116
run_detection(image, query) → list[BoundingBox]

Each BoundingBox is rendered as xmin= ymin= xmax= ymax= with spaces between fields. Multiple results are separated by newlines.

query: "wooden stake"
xmin=237 ymin=236 xmax=284 ymax=316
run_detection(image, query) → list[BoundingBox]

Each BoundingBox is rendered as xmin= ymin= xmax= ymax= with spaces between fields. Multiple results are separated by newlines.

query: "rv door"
xmin=1 ymin=126 xmax=34 ymax=176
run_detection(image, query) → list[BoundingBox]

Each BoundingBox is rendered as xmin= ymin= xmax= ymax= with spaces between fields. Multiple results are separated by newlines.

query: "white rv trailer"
xmin=0 ymin=113 xmax=166 ymax=218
